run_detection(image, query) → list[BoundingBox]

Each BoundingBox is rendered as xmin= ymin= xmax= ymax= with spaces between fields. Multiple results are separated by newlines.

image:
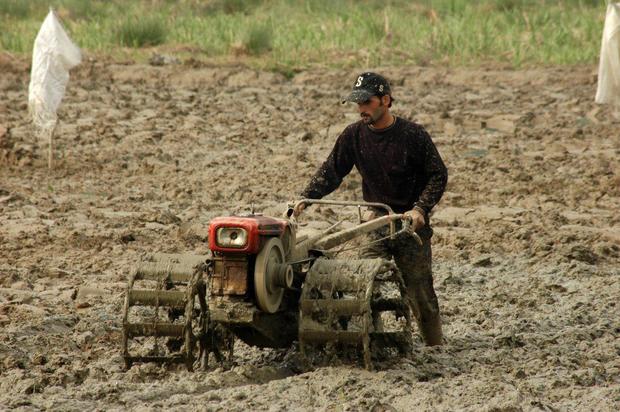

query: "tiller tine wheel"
xmin=299 ymin=258 xmax=412 ymax=370
xmin=122 ymin=253 xmax=210 ymax=371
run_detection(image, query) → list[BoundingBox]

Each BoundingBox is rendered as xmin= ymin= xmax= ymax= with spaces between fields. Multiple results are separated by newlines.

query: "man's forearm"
xmin=415 ymin=170 xmax=448 ymax=214
xmin=300 ymin=170 xmax=342 ymax=199
xmin=415 ymin=129 xmax=448 ymax=214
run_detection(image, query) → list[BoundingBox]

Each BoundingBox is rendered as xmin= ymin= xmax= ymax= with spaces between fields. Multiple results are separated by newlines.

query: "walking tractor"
xmin=122 ymin=200 xmax=421 ymax=370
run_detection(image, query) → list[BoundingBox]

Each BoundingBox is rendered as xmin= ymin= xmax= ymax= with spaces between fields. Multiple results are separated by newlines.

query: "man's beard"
xmin=361 ymin=104 xmax=385 ymax=125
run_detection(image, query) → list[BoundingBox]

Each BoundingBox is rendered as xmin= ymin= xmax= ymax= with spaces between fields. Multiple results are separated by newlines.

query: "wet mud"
xmin=0 ymin=56 xmax=618 ymax=410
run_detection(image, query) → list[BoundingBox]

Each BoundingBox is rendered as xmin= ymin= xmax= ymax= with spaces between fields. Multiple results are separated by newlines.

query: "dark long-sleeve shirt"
xmin=300 ymin=117 xmax=448 ymax=214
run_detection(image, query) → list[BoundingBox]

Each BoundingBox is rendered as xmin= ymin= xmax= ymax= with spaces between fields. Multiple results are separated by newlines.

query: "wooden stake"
xmin=384 ymin=10 xmax=391 ymax=42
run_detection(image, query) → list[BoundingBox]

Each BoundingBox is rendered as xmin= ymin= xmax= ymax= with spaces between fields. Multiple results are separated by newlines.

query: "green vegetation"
xmin=115 ymin=16 xmax=168 ymax=48
xmin=243 ymin=20 xmax=273 ymax=55
xmin=0 ymin=0 xmax=607 ymax=69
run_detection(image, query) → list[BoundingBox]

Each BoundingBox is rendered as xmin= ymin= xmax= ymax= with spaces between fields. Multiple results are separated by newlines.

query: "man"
xmin=295 ymin=72 xmax=448 ymax=346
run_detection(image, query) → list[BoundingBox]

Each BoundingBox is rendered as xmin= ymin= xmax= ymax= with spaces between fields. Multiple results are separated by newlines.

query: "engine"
xmin=207 ymin=215 xmax=294 ymax=313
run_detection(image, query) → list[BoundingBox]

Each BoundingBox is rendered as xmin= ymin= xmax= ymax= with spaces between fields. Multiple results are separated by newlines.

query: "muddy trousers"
xmin=360 ymin=225 xmax=443 ymax=346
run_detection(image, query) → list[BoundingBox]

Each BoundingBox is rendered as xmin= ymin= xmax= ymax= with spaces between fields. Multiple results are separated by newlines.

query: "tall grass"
xmin=115 ymin=16 xmax=168 ymax=48
xmin=242 ymin=20 xmax=273 ymax=55
xmin=0 ymin=0 xmax=607 ymax=68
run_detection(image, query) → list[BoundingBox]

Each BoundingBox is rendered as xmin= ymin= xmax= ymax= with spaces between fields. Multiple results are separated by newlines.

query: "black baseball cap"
xmin=342 ymin=72 xmax=391 ymax=104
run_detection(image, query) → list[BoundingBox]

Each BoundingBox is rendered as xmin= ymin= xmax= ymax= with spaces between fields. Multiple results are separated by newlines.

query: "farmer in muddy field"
xmin=295 ymin=72 xmax=447 ymax=346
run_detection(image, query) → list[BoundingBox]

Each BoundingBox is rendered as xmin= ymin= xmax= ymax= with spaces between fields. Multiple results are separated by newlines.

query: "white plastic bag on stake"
xmin=28 ymin=8 xmax=81 ymax=168
xmin=595 ymin=2 xmax=620 ymax=109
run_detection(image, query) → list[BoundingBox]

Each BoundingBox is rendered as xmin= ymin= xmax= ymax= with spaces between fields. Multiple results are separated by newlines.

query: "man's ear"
xmin=382 ymin=95 xmax=390 ymax=106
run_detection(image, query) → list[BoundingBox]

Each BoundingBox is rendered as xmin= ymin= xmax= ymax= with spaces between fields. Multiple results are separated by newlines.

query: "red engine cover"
xmin=208 ymin=215 xmax=289 ymax=254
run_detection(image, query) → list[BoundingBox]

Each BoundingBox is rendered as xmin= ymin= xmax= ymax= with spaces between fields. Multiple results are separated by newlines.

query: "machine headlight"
xmin=216 ymin=227 xmax=248 ymax=248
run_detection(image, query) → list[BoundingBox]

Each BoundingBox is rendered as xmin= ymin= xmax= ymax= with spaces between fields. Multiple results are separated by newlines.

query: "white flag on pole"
xmin=28 ymin=8 xmax=81 ymax=133
xmin=595 ymin=2 xmax=620 ymax=106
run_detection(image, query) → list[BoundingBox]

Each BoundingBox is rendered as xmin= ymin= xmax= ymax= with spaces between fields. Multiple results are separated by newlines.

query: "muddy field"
xmin=1 ymin=54 xmax=619 ymax=411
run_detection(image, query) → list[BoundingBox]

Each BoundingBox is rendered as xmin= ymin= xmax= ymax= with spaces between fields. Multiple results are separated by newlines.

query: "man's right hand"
xmin=403 ymin=208 xmax=425 ymax=232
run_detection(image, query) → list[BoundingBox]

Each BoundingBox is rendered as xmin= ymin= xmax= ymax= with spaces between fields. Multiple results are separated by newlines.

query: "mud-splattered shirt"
xmin=300 ymin=117 xmax=448 ymax=214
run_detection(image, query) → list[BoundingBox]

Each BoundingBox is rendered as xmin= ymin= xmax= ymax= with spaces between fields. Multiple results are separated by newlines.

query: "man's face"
xmin=357 ymin=95 xmax=386 ymax=125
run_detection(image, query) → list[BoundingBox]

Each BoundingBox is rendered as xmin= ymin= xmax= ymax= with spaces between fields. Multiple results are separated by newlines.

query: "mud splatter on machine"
xmin=122 ymin=200 xmax=419 ymax=370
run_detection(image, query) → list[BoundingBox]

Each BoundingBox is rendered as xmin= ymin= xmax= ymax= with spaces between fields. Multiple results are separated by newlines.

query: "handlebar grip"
xmin=400 ymin=216 xmax=423 ymax=246
xmin=411 ymin=231 xmax=423 ymax=246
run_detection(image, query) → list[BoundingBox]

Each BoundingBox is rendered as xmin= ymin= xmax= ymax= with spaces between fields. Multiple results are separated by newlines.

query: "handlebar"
xmin=289 ymin=199 xmax=396 ymax=216
xmin=287 ymin=199 xmax=422 ymax=247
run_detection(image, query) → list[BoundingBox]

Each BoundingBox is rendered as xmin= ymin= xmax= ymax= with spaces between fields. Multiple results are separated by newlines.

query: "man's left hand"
xmin=404 ymin=208 xmax=425 ymax=232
